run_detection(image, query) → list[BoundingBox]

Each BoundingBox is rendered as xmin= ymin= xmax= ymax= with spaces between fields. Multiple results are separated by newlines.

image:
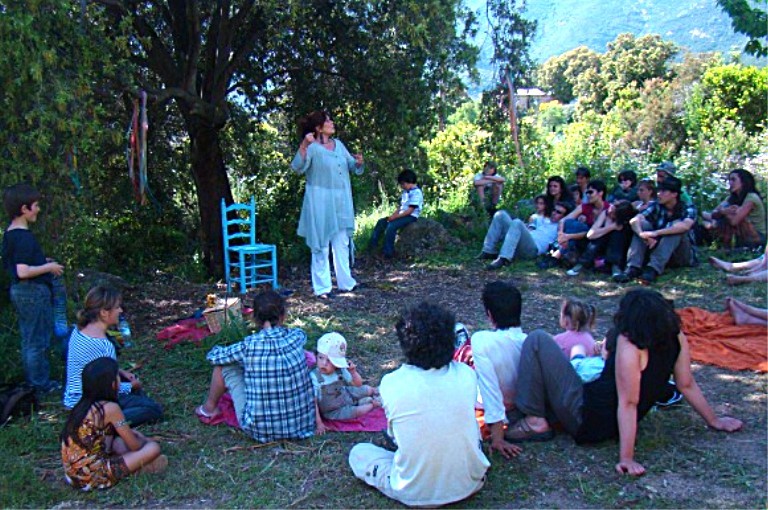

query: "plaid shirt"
xmin=641 ymin=200 xmax=697 ymax=230
xmin=206 ymin=327 xmax=314 ymax=442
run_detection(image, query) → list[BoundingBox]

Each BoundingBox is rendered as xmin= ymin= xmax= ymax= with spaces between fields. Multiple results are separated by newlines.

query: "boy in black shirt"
xmin=2 ymin=184 xmax=65 ymax=393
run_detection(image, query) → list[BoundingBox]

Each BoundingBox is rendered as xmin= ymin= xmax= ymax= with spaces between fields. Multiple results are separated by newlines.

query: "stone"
xmin=394 ymin=218 xmax=457 ymax=258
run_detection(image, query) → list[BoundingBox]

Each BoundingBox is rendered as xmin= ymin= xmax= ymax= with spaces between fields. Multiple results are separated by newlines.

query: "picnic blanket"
xmin=322 ymin=407 xmax=387 ymax=432
xmin=156 ymin=317 xmax=210 ymax=349
xmin=678 ymin=307 xmax=768 ymax=372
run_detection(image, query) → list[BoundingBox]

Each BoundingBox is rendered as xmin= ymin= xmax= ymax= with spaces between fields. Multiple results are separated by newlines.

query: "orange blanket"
xmin=678 ymin=307 xmax=768 ymax=372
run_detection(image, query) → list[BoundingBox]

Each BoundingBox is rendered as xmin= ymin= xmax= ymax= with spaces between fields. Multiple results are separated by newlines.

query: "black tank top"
xmin=574 ymin=336 xmax=681 ymax=444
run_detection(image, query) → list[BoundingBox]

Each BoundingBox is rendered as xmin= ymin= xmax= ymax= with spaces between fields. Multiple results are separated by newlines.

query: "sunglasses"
xmin=554 ymin=209 xmax=567 ymax=215
xmin=585 ymin=189 xmax=596 ymax=195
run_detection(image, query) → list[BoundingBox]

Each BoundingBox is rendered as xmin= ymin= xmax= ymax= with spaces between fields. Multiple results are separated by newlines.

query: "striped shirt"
xmin=63 ymin=328 xmax=132 ymax=409
xmin=206 ymin=326 xmax=315 ymax=443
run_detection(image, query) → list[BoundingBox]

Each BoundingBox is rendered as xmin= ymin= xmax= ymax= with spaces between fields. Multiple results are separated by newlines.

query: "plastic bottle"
xmin=454 ymin=322 xmax=470 ymax=349
xmin=118 ymin=314 xmax=133 ymax=348
xmin=52 ymin=275 xmax=69 ymax=340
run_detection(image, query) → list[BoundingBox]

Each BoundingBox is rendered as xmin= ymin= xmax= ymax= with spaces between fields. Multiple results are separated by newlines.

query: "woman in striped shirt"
xmin=63 ymin=286 xmax=163 ymax=426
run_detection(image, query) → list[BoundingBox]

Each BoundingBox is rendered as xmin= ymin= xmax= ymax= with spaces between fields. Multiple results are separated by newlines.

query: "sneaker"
xmin=613 ymin=266 xmax=641 ymax=283
xmin=611 ymin=265 xmax=623 ymax=278
xmin=486 ymin=257 xmax=511 ymax=270
xmin=475 ymin=251 xmax=497 ymax=260
xmin=536 ymin=256 xmax=559 ymax=269
xmin=640 ymin=266 xmax=658 ymax=284
xmin=655 ymin=383 xmax=684 ymax=408
xmin=566 ymin=264 xmax=584 ymax=276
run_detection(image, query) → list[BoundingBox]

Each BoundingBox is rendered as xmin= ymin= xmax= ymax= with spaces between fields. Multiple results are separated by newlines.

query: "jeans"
xmin=627 ymin=220 xmax=694 ymax=274
xmin=10 ymin=281 xmax=54 ymax=390
xmin=369 ymin=216 xmax=417 ymax=257
xmin=577 ymin=228 xmax=632 ymax=268
xmin=119 ymin=390 xmax=164 ymax=426
xmin=482 ymin=211 xmax=539 ymax=260
xmin=562 ymin=219 xmax=590 ymax=254
xmin=515 ymin=330 xmax=584 ymax=436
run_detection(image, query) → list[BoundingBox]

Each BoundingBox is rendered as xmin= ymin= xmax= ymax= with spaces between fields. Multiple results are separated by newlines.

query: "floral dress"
xmin=61 ymin=418 xmax=130 ymax=490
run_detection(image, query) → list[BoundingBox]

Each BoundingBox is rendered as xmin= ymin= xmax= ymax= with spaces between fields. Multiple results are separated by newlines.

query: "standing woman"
xmin=291 ymin=111 xmax=364 ymax=299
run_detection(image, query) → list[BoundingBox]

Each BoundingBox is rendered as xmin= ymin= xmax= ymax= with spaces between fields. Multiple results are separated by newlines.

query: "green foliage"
xmin=421 ymin=121 xmax=492 ymax=209
xmin=717 ymin=0 xmax=768 ymax=57
xmin=688 ymin=64 xmax=768 ymax=135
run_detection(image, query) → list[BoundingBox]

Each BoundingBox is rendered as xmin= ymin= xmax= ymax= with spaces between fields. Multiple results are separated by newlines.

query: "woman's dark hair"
xmin=297 ymin=110 xmax=330 ymax=139
xmin=61 ymin=357 xmax=119 ymax=447
xmin=617 ymin=169 xmax=638 ymax=187
xmin=546 ymin=176 xmax=567 ymax=202
xmin=533 ymin=194 xmax=552 ymax=216
xmin=397 ymin=170 xmax=417 ymax=185
xmin=556 ymin=201 xmax=575 ymax=216
xmin=395 ymin=302 xmax=455 ymax=370
xmin=482 ymin=281 xmax=522 ymax=329
xmin=575 ymin=166 xmax=591 ymax=179
xmin=613 ymin=288 xmax=680 ymax=350
xmin=612 ymin=200 xmax=637 ymax=226
xmin=568 ymin=183 xmax=583 ymax=203
xmin=727 ymin=168 xmax=761 ymax=206
xmin=3 ymin=183 xmax=41 ymax=219
xmin=603 ymin=327 xmax=618 ymax=354
xmin=76 ymin=286 xmax=122 ymax=328
xmin=252 ymin=290 xmax=286 ymax=326
xmin=637 ymin=179 xmax=656 ymax=199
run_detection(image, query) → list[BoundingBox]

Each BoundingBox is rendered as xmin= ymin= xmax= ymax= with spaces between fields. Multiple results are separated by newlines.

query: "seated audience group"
xmin=479 ymin=161 xmax=766 ymax=284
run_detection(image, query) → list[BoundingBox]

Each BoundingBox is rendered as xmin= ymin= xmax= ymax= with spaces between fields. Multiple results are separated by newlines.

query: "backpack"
xmin=0 ymin=383 xmax=38 ymax=426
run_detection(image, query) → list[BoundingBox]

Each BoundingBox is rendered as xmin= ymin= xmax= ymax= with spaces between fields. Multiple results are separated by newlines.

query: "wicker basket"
xmin=203 ymin=297 xmax=242 ymax=333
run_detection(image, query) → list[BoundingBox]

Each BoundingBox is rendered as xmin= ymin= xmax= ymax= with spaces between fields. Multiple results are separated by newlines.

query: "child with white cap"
xmin=311 ymin=332 xmax=380 ymax=434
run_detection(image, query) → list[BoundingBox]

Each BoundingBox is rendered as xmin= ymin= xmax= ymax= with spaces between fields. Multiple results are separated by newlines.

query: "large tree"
xmin=717 ymin=0 xmax=768 ymax=57
xmin=86 ymin=0 xmax=477 ymax=273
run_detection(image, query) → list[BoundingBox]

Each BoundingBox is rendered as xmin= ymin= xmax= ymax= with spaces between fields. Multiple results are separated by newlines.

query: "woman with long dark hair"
xmin=545 ymin=176 xmax=571 ymax=211
xmin=61 ymin=357 xmax=166 ymax=490
xmin=504 ymin=288 xmax=742 ymax=476
xmin=291 ymin=110 xmax=364 ymax=299
xmin=703 ymin=169 xmax=766 ymax=248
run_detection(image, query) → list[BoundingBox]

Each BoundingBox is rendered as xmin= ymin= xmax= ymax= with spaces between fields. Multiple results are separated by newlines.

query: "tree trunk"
xmin=189 ymin=125 xmax=233 ymax=276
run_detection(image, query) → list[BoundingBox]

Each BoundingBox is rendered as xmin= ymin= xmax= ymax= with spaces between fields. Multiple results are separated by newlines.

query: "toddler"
xmin=569 ymin=328 xmax=616 ymax=383
xmin=311 ymin=332 xmax=380 ymax=434
xmin=552 ymin=297 xmax=596 ymax=358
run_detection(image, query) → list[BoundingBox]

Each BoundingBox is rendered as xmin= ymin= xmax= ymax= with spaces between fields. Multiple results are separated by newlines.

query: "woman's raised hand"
xmin=303 ymin=133 xmax=316 ymax=146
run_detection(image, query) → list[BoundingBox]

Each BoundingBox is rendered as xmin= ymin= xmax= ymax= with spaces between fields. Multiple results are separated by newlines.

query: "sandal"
xmin=195 ymin=405 xmax=224 ymax=425
xmin=504 ymin=418 xmax=554 ymax=443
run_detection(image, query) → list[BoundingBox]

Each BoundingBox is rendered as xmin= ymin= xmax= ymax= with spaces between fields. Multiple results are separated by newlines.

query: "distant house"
xmin=515 ymin=88 xmax=554 ymax=111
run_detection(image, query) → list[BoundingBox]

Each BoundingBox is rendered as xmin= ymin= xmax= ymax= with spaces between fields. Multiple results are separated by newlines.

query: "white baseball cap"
xmin=317 ymin=332 xmax=349 ymax=368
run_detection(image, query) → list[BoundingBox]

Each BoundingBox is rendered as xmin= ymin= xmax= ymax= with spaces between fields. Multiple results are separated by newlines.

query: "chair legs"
xmin=225 ymin=248 xmax=279 ymax=294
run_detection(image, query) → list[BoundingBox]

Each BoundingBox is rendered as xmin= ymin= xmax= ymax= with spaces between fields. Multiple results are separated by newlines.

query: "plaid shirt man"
xmin=206 ymin=326 xmax=314 ymax=442
xmin=640 ymin=199 xmax=698 ymax=242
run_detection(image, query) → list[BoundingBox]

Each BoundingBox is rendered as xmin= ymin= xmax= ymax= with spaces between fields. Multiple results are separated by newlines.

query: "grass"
xmin=0 ymin=241 xmax=765 ymax=508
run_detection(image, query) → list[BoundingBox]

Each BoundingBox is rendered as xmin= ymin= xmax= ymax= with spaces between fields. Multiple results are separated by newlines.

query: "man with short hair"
xmin=575 ymin=167 xmax=591 ymax=203
xmin=655 ymin=161 xmax=692 ymax=204
xmin=470 ymin=281 xmax=532 ymax=458
xmin=614 ymin=175 xmax=696 ymax=284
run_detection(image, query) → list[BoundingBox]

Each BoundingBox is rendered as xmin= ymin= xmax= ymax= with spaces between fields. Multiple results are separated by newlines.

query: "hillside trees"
xmin=73 ymin=0 xmax=479 ymax=273
xmin=717 ymin=0 xmax=768 ymax=57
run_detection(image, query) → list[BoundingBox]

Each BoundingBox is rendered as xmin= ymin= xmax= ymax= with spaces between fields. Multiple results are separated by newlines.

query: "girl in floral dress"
xmin=61 ymin=357 xmax=166 ymax=490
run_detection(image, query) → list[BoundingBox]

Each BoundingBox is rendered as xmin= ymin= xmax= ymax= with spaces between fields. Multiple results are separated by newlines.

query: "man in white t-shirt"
xmin=349 ymin=302 xmax=490 ymax=507
xmin=471 ymin=281 xmax=537 ymax=458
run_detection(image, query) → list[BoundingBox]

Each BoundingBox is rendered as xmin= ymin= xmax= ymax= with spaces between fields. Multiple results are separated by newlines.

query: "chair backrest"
xmin=221 ymin=196 xmax=257 ymax=251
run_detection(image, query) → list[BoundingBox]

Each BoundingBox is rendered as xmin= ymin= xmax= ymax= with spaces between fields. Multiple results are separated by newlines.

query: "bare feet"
xmin=727 ymin=298 xmax=768 ymax=326
xmin=727 ymin=275 xmax=749 ymax=286
xmin=709 ymin=256 xmax=732 ymax=272
xmin=139 ymin=454 xmax=168 ymax=474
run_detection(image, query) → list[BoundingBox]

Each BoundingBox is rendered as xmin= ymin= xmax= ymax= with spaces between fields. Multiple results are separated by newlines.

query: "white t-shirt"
xmin=380 ymin=362 xmax=490 ymax=507
xmin=471 ymin=327 xmax=526 ymax=424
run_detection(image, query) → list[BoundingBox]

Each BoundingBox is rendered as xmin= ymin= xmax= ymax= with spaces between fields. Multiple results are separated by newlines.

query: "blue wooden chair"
xmin=221 ymin=196 xmax=278 ymax=293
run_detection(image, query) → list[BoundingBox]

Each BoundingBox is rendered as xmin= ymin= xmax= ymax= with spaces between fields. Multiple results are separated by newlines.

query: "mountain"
xmin=465 ymin=0 xmax=758 ymax=92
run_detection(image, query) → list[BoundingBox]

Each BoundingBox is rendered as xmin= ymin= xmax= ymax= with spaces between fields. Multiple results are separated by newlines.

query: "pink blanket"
xmin=322 ymin=407 xmax=388 ymax=432
xmin=156 ymin=317 xmax=210 ymax=349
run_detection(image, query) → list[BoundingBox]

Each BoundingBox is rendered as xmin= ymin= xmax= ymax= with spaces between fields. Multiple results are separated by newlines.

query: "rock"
xmin=395 ymin=218 xmax=458 ymax=258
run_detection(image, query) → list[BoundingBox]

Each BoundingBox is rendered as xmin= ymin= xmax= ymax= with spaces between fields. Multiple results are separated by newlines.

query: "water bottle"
xmin=52 ymin=275 xmax=70 ymax=339
xmin=454 ymin=322 xmax=470 ymax=350
xmin=118 ymin=314 xmax=133 ymax=348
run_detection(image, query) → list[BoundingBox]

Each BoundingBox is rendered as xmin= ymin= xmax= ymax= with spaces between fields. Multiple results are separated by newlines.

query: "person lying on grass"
xmin=311 ymin=332 xmax=381 ymax=435
xmin=505 ymin=288 xmax=743 ymax=476
xmin=61 ymin=357 xmax=166 ymax=491
xmin=709 ymin=244 xmax=767 ymax=286
xmin=196 ymin=290 xmax=314 ymax=442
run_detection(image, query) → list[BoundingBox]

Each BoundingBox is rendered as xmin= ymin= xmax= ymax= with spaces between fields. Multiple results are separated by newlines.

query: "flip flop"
xmin=504 ymin=418 xmax=554 ymax=443
xmin=195 ymin=405 xmax=225 ymax=425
